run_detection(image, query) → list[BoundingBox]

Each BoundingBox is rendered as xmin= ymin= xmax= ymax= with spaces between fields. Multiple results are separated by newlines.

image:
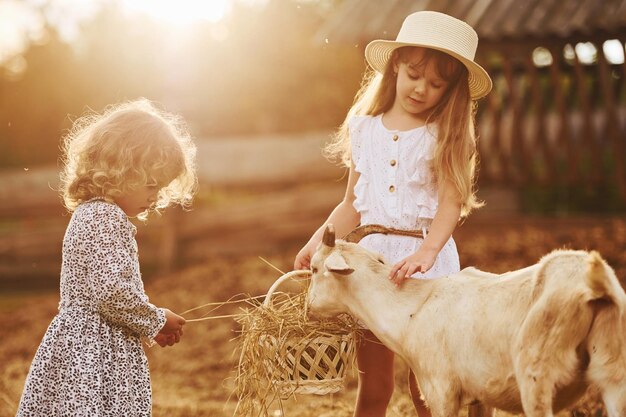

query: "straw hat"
xmin=365 ymin=11 xmax=492 ymax=99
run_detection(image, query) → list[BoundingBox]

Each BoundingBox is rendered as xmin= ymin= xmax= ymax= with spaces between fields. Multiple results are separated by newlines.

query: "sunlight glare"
xmin=120 ymin=0 xmax=231 ymax=25
xmin=575 ymin=42 xmax=597 ymax=65
xmin=603 ymin=39 xmax=625 ymax=65
xmin=0 ymin=1 xmax=45 ymax=64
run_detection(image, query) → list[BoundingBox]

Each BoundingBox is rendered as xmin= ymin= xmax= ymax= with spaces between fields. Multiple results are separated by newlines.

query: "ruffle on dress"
xmin=353 ymin=176 xmax=370 ymax=214
xmin=349 ymin=115 xmax=373 ymax=214
xmin=348 ymin=115 xmax=370 ymax=174
xmin=406 ymin=150 xmax=438 ymax=219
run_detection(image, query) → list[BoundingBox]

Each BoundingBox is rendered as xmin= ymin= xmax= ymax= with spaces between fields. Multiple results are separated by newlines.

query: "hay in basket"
xmin=234 ymin=270 xmax=359 ymax=417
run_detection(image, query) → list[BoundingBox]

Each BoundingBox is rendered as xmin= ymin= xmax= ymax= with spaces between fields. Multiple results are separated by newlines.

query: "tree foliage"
xmin=0 ymin=0 xmax=364 ymax=168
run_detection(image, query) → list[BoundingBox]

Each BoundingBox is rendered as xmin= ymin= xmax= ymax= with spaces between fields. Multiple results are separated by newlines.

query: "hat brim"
xmin=365 ymin=40 xmax=493 ymax=100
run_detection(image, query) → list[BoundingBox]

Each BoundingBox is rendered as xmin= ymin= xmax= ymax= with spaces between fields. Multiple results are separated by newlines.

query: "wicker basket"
xmin=260 ymin=270 xmax=355 ymax=396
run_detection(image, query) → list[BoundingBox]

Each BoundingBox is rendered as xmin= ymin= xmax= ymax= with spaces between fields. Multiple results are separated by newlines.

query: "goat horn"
xmin=322 ymin=224 xmax=336 ymax=247
xmin=344 ymin=224 xmax=425 ymax=243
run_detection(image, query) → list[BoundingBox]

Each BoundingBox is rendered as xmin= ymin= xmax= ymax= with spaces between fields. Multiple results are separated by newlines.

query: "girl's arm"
xmin=294 ymin=163 xmax=361 ymax=269
xmin=388 ymin=179 xmax=462 ymax=284
xmin=81 ymin=206 xmax=172 ymax=339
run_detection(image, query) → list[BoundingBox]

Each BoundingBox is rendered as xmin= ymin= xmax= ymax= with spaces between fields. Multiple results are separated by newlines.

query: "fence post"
xmin=597 ymin=44 xmax=626 ymax=200
xmin=159 ymin=207 xmax=180 ymax=274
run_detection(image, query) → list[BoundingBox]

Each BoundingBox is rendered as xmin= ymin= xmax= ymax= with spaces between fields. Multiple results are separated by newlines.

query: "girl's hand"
xmin=161 ymin=308 xmax=186 ymax=336
xmin=154 ymin=333 xmax=177 ymax=347
xmin=294 ymin=241 xmax=318 ymax=270
xmin=388 ymin=248 xmax=438 ymax=287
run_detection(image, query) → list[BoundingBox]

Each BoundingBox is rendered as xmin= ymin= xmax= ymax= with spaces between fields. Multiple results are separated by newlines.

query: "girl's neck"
xmin=382 ymin=103 xmax=432 ymax=131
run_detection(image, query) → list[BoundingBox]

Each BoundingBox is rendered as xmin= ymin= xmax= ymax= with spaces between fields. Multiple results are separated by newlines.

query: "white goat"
xmin=307 ymin=225 xmax=626 ymax=417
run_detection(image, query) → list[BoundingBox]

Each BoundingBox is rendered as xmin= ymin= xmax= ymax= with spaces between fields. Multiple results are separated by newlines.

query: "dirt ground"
xmin=1 ymin=215 xmax=623 ymax=417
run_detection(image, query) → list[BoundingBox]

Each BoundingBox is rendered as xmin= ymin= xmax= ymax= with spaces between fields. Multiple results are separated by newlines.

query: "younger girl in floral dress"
xmin=16 ymin=99 xmax=197 ymax=417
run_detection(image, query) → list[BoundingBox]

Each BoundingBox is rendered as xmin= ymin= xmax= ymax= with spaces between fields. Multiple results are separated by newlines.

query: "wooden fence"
xmin=0 ymin=133 xmax=346 ymax=287
xmin=0 ymin=182 xmax=346 ymax=288
xmin=475 ymin=37 xmax=626 ymax=201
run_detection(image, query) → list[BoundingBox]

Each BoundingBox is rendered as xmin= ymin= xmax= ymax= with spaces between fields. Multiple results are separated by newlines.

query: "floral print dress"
xmin=16 ymin=199 xmax=166 ymax=417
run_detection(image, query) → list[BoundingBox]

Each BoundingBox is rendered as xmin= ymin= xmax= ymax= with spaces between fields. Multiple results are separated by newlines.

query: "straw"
xmin=177 ymin=260 xmax=359 ymax=416
xmin=232 ymin=276 xmax=359 ymax=416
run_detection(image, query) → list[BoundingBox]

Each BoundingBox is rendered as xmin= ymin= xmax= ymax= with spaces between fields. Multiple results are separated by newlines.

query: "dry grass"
xmin=232 ymin=271 xmax=359 ymax=416
xmin=1 ymin=215 xmax=624 ymax=417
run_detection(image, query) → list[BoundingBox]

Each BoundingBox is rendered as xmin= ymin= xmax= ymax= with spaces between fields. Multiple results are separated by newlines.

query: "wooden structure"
xmin=0 ymin=149 xmax=346 ymax=286
xmin=318 ymin=0 xmax=626 ymax=202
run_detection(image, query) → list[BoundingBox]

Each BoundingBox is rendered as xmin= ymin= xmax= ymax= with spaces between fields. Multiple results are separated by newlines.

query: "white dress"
xmin=350 ymin=114 xmax=460 ymax=279
xmin=16 ymin=200 xmax=166 ymax=417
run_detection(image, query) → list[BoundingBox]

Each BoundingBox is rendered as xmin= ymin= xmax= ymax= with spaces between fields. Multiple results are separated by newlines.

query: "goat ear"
xmin=322 ymin=224 xmax=336 ymax=248
xmin=324 ymin=251 xmax=354 ymax=275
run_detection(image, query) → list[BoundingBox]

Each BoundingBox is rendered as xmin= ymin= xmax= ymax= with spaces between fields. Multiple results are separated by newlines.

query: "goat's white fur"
xmin=307 ymin=229 xmax=626 ymax=417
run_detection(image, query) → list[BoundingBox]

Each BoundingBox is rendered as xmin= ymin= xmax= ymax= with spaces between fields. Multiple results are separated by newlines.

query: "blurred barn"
xmin=317 ymin=0 xmax=626 ymax=211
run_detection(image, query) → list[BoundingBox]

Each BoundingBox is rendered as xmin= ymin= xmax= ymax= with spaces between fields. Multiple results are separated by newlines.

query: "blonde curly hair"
xmin=60 ymin=99 xmax=197 ymax=219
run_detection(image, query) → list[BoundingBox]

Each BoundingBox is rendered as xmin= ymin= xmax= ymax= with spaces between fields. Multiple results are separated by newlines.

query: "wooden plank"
xmin=0 ymin=225 xmax=64 ymax=261
xmin=0 ymin=263 xmax=61 ymax=285
xmin=617 ymin=3 xmax=626 ymax=26
xmin=570 ymin=0 xmax=608 ymax=35
xmin=426 ymin=0 xmax=458 ymax=14
xmin=514 ymin=48 xmax=534 ymax=178
xmin=474 ymin=0 xmax=518 ymax=40
xmin=548 ymin=43 xmax=577 ymax=185
xmin=463 ymin=0 xmax=495 ymax=28
xmin=179 ymin=183 xmax=344 ymax=244
xmin=176 ymin=182 xmax=345 ymax=262
xmin=525 ymin=52 xmax=554 ymax=183
xmin=404 ymin=0 xmax=433 ymax=16
xmin=0 ymin=133 xmax=345 ymax=217
xmin=523 ymin=0 xmax=562 ymax=38
xmin=622 ymin=37 xmax=626 ymax=193
xmin=158 ymin=207 xmax=181 ymax=274
xmin=622 ymin=36 xmax=626 ymax=115
xmin=549 ymin=0 xmax=586 ymax=38
xmin=592 ymin=0 xmax=625 ymax=33
xmin=0 ymin=182 xmax=347 ymax=283
xmin=502 ymin=55 xmax=524 ymax=184
xmin=196 ymin=133 xmax=344 ymax=187
xmin=572 ymin=43 xmax=601 ymax=186
xmin=315 ymin=0 xmax=626 ymax=44
xmin=597 ymin=45 xmax=626 ymax=199
xmin=499 ymin=0 xmax=543 ymax=39
xmin=482 ymin=65 xmax=507 ymax=184
xmin=444 ymin=0 xmax=475 ymax=19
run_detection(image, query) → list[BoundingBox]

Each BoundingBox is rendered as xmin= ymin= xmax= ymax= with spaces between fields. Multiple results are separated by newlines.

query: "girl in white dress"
xmin=16 ymin=99 xmax=197 ymax=417
xmin=294 ymin=11 xmax=492 ymax=417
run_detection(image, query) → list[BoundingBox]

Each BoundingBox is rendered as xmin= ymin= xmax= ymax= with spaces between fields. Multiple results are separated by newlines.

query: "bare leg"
xmin=354 ymin=331 xmax=395 ymax=417
xmin=409 ymin=370 xmax=432 ymax=417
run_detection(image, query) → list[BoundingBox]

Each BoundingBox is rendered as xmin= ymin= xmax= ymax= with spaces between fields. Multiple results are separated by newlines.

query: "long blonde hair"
xmin=60 ymin=99 xmax=197 ymax=219
xmin=325 ymin=47 xmax=482 ymax=216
